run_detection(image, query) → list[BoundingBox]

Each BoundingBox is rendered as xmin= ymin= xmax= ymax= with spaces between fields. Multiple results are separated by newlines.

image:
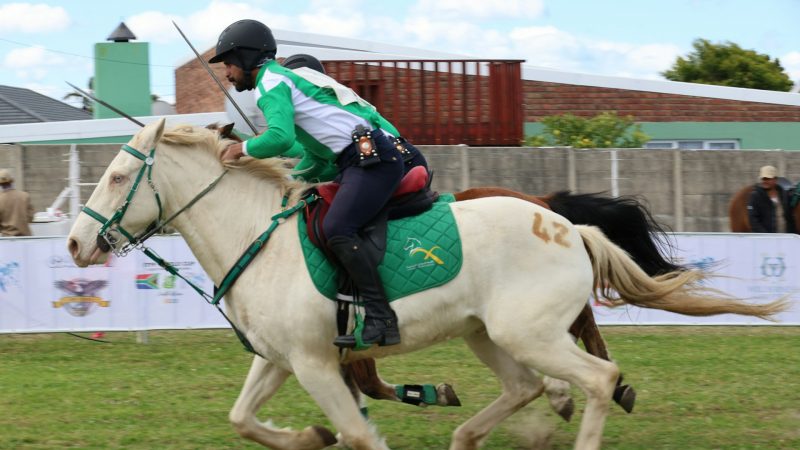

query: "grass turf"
xmin=1 ymin=326 xmax=798 ymax=449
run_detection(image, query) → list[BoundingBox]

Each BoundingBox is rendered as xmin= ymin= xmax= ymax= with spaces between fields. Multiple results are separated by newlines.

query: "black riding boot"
xmin=327 ymin=235 xmax=400 ymax=349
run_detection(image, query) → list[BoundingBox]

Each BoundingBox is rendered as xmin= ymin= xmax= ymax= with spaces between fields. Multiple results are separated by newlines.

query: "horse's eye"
xmin=111 ymin=174 xmax=125 ymax=184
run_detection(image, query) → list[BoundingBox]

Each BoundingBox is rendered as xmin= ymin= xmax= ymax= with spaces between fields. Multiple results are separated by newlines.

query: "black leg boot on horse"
xmin=328 ymin=235 xmax=400 ymax=349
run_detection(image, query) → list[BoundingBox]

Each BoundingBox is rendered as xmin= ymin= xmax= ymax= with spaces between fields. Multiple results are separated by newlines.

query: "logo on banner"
xmin=760 ymin=257 xmax=786 ymax=278
xmin=0 ymin=261 xmax=21 ymax=293
xmin=48 ymin=254 xmax=113 ymax=268
xmin=686 ymin=256 xmax=717 ymax=272
xmin=48 ymin=254 xmax=76 ymax=269
xmin=135 ymin=271 xmax=207 ymax=304
xmin=53 ymin=278 xmax=110 ymax=317
xmin=136 ymin=273 xmax=160 ymax=289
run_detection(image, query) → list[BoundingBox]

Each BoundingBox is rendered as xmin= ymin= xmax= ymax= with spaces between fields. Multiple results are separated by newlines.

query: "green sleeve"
xmin=283 ymin=141 xmax=306 ymax=159
xmin=293 ymin=152 xmax=339 ymax=183
xmin=244 ymin=82 xmax=296 ymax=159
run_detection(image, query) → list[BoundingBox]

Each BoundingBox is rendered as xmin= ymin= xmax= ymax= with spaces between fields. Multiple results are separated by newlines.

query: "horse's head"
xmin=67 ymin=118 xmax=169 ymax=267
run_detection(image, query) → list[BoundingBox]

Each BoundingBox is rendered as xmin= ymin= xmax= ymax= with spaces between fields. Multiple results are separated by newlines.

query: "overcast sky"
xmin=1 ymin=0 xmax=799 ymax=107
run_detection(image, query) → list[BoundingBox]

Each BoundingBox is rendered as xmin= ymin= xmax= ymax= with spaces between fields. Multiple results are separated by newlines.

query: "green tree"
xmin=63 ymin=77 xmax=94 ymax=113
xmin=525 ymin=111 xmax=649 ymax=148
xmin=662 ymin=39 xmax=793 ymax=91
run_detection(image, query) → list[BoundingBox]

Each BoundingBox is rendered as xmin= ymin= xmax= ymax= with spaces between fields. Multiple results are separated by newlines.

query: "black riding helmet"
xmin=281 ymin=53 xmax=326 ymax=74
xmin=209 ymin=19 xmax=276 ymax=71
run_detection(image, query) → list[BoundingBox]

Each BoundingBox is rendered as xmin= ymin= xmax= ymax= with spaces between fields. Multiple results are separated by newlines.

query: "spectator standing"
xmin=0 ymin=169 xmax=34 ymax=237
xmin=747 ymin=165 xmax=797 ymax=233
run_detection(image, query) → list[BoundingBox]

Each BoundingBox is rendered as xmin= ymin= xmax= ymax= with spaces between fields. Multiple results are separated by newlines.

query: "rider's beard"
xmin=229 ymin=77 xmax=254 ymax=92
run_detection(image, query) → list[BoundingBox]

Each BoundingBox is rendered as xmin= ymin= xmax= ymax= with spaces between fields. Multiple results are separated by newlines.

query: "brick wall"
xmin=175 ymin=48 xmax=232 ymax=114
xmin=523 ymin=81 xmax=800 ymax=122
xmin=176 ymin=54 xmax=800 ymax=143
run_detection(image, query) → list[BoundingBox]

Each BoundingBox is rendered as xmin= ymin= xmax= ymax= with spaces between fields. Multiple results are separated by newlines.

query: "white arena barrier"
xmin=0 ymin=233 xmax=798 ymax=333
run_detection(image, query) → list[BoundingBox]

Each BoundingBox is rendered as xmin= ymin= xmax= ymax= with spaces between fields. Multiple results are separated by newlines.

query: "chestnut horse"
xmin=728 ymin=178 xmax=800 ymax=232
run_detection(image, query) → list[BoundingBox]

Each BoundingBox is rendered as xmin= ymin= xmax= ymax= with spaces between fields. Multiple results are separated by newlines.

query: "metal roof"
xmin=0 ymin=85 xmax=92 ymax=125
xmin=106 ymin=22 xmax=137 ymax=42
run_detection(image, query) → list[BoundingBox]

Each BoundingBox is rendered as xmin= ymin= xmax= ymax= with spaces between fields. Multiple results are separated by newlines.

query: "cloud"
xmin=127 ymin=0 xmax=293 ymax=48
xmin=411 ymin=0 xmax=544 ymax=20
xmin=3 ymin=46 xmax=66 ymax=80
xmin=781 ymin=51 xmax=800 ymax=84
xmin=0 ymin=3 xmax=70 ymax=33
xmin=503 ymin=26 xmax=683 ymax=80
xmin=298 ymin=0 xmax=366 ymax=38
xmin=508 ymin=26 xmax=583 ymax=71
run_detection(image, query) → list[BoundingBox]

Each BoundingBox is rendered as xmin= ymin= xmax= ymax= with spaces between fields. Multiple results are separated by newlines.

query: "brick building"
xmin=175 ymin=29 xmax=800 ymax=150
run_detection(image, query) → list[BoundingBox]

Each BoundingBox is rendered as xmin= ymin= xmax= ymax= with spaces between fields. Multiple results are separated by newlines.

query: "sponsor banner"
xmin=592 ymin=233 xmax=800 ymax=325
xmin=1 ymin=233 xmax=798 ymax=333
xmin=0 ymin=236 xmax=228 ymax=333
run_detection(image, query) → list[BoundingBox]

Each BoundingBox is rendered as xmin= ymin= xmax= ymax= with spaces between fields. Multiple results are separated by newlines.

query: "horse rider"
xmin=0 ymin=169 xmax=34 ymax=237
xmin=747 ymin=165 xmax=797 ymax=234
xmin=213 ymin=20 xmax=422 ymax=349
xmin=280 ymin=53 xmax=428 ymax=182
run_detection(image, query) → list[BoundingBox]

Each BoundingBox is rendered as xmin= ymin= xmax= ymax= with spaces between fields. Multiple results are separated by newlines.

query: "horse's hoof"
xmin=436 ymin=383 xmax=462 ymax=407
xmin=311 ymin=424 xmax=338 ymax=447
xmin=556 ymin=398 xmax=574 ymax=422
xmin=613 ymin=384 xmax=636 ymax=413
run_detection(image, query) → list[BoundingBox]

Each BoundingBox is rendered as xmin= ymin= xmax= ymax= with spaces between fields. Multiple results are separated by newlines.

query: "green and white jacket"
xmin=242 ymin=60 xmax=400 ymax=165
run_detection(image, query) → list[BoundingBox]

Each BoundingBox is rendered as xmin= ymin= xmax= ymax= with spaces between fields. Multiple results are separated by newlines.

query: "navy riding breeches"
xmin=322 ymin=131 xmax=405 ymax=239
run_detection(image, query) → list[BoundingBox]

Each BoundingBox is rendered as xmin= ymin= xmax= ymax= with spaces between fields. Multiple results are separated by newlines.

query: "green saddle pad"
xmin=298 ymin=193 xmax=462 ymax=302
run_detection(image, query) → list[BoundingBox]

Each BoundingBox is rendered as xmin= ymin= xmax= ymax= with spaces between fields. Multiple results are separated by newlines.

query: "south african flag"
xmin=135 ymin=274 xmax=159 ymax=290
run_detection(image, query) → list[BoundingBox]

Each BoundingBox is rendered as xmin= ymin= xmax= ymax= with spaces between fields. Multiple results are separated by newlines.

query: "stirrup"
xmin=333 ymin=314 xmax=400 ymax=351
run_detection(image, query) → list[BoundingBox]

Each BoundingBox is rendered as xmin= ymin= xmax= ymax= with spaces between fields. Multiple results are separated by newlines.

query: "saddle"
xmin=304 ymin=165 xmax=437 ymax=256
xmin=302 ymin=166 xmax=438 ymax=339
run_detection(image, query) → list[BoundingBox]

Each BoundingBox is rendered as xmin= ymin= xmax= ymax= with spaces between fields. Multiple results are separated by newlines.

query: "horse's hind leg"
xmin=450 ymin=330 xmax=546 ymax=450
xmin=229 ymin=356 xmax=337 ymax=450
xmin=500 ymin=333 xmax=619 ymax=450
xmin=572 ymin=304 xmax=636 ymax=413
xmin=345 ymin=358 xmax=462 ymax=407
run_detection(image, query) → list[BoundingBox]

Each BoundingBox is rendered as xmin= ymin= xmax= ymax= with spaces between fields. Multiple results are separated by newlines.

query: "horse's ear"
xmin=220 ymin=123 xmax=235 ymax=137
xmin=134 ymin=117 xmax=167 ymax=149
xmin=152 ymin=117 xmax=167 ymax=142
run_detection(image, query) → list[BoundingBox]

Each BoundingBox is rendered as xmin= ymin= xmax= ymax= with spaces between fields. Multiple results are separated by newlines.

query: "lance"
xmin=66 ymin=82 xmax=145 ymax=127
xmin=171 ymin=21 xmax=259 ymax=135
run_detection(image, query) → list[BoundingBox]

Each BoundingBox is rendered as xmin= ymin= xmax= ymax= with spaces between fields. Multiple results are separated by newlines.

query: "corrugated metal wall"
xmin=324 ymin=59 xmax=523 ymax=146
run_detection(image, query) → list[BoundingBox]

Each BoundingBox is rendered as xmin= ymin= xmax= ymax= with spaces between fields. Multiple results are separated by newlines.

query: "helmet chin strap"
xmin=236 ymin=52 xmax=269 ymax=91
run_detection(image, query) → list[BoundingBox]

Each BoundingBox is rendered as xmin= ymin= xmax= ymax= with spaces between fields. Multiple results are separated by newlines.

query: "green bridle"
xmin=81 ymin=144 xmax=164 ymax=257
xmin=81 ymin=143 xmax=228 ymax=257
xmin=79 ymin=141 xmax=316 ymax=354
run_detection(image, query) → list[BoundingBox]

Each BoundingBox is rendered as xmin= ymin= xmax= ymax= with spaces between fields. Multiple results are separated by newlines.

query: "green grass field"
xmin=2 ymin=327 xmax=799 ymax=449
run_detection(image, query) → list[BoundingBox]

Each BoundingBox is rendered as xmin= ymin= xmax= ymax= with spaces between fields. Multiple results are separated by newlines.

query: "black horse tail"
xmin=547 ymin=191 xmax=685 ymax=276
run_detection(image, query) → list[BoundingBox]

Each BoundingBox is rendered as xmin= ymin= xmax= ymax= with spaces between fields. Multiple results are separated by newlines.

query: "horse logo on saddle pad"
xmin=298 ymin=194 xmax=463 ymax=302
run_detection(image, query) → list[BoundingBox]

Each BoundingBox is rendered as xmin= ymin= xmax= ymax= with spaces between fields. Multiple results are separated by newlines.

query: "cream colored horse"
xmin=67 ymin=119 xmax=786 ymax=450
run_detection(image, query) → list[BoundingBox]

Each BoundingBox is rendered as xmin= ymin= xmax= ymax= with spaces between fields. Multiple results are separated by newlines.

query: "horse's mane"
xmin=160 ymin=125 xmax=311 ymax=205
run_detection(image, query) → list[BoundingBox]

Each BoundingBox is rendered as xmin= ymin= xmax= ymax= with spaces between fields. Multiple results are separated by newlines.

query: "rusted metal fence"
xmin=323 ymin=59 xmax=524 ymax=146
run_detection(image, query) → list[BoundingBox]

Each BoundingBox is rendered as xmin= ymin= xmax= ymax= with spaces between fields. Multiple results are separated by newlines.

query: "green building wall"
xmin=93 ymin=42 xmax=151 ymax=119
xmin=525 ymin=121 xmax=800 ymax=151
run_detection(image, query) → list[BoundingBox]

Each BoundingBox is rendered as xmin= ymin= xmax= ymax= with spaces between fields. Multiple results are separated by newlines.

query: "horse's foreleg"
xmin=294 ymin=359 xmax=388 ymax=450
xmin=345 ymin=358 xmax=462 ymax=407
xmin=450 ymin=330 xmax=545 ymax=450
xmin=229 ymin=356 xmax=336 ymax=450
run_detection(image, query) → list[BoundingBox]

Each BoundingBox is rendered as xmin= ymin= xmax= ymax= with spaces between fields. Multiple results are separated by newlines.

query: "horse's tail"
xmin=576 ymin=225 xmax=789 ymax=320
xmin=545 ymin=191 xmax=683 ymax=276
